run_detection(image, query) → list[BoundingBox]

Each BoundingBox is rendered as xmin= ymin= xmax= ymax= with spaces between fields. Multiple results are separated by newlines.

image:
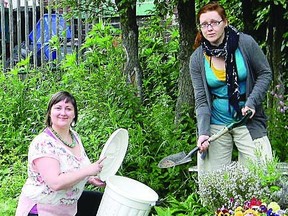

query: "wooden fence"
xmin=0 ymin=0 xmax=98 ymax=71
xmin=0 ymin=0 xmax=155 ymax=71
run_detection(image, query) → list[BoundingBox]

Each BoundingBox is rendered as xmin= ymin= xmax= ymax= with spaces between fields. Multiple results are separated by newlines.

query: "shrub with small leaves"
xmin=197 ymin=161 xmax=276 ymax=211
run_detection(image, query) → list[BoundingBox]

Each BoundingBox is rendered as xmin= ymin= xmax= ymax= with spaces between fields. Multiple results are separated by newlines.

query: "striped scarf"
xmin=202 ymin=25 xmax=241 ymax=118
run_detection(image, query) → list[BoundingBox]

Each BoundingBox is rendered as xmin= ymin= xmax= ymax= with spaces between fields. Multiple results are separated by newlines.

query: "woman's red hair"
xmin=193 ymin=1 xmax=227 ymax=49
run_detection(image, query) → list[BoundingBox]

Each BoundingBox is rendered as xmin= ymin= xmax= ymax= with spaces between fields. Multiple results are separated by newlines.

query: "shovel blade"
xmin=158 ymin=151 xmax=192 ymax=168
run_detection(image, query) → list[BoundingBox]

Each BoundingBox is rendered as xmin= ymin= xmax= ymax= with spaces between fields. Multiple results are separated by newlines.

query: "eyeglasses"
xmin=198 ymin=20 xmax=223 ymax=29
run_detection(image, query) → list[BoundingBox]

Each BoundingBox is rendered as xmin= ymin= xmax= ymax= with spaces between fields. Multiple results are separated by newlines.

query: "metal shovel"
xmin=158 ymin=110 xmax=252 ymax=168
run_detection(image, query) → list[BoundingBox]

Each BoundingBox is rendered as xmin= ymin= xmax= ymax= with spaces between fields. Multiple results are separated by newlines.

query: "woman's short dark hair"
xmin=45 ymin=91 xmax=78 ymax=127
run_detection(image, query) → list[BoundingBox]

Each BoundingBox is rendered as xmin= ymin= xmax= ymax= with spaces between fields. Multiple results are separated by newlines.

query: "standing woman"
xmin=189 ymin=1 xmax=273 ymax=172
xmin=16 ymin=91 xmax=105 ymax=216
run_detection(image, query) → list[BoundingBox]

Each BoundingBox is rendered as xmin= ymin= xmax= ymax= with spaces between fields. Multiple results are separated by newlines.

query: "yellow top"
xmin=204 ymin=54 xmax=226 ymax=81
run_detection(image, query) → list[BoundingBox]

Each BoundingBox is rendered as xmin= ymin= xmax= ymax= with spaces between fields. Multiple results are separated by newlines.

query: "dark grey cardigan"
xmin=189 ymin=33 xmax=272 ymax=140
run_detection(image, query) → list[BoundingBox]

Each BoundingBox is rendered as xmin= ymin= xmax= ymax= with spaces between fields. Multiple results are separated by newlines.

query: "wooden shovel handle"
xmin=208 ymin=110 xmax=252 ymax=142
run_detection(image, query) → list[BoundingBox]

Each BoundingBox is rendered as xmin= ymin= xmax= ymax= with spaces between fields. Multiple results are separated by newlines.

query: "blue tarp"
xmin=29 ymin=14 xmax=72 ymax=60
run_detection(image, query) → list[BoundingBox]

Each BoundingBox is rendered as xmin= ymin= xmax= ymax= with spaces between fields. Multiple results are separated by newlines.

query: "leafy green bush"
xmin=0 ymin=20 xmax=198 ymax=214
xmin=267 ymin=84 xmax=288 ymax=162
xmin=197 ymin=160 xmax=282 ymax=212
xmin=154 ymin=191 xmax=211 ymax=215
xmin=0 ymin=198 xmax=18 ymax=216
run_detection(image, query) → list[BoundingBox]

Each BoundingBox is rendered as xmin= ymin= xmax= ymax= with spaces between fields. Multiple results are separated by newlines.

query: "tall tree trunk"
xmin=241 ymin=0 xmax=254 ymax=35
xmin=175 ymin=0 xmax=196 ymax=123
xmin=269 ymin=3 xmax=285 ymax=91
xmin=266 ymin=3 xmax=285 ymax=117
xmin=265 ymin=2 xmax=287 ymax=161
xmin=115 ymin=0 xmax=143 ymax=100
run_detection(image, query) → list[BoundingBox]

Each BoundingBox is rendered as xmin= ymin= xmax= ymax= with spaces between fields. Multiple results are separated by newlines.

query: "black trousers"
xmin=76 ymin=190 xmax=103 ymax=216
xmin=28 ymin=190 xmax=103 ymax=216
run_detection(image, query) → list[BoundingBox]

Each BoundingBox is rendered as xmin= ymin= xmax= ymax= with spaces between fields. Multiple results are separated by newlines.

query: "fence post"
xmin=1 ymin=0 xmax=7 ymax=70
xmin=39 ymin=0 xmax=44 ymax=65
xmin=24 ymin=0 xmax=29 ymax=67
xmin=8 ymin=0 xmax=14 ymax=68
xmin=16 ymin=0 xmax=21 ymax=64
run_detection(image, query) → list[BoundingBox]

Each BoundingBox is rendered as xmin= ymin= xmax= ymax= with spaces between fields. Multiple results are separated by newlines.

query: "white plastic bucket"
xmin=96 ymin=175 xmax=159 ymax=216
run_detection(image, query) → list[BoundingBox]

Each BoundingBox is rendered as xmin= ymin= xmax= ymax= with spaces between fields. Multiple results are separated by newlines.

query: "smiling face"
xmin=50 ymin=99 xmax=75 ymax=130
xmin=45 ymin=91 xmax=78 ymax=128
xmin=199 ymin=11 xmax=227 ymax=46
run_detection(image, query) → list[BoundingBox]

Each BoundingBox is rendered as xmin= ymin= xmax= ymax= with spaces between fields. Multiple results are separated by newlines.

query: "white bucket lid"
xmin=98 ymin=128 xmax=129 ymax=181
xmin=107 ymin=175 xmax=159 ymax=203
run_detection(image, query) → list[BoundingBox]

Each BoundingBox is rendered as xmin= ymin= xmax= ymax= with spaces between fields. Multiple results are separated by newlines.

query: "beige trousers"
xmin=197 ymin=125 xmax=273 ymax=172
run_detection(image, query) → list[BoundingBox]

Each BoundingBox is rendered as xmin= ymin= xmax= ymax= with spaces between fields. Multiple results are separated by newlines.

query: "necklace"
xmin=50 ymin=127 xmax=77 ymax=148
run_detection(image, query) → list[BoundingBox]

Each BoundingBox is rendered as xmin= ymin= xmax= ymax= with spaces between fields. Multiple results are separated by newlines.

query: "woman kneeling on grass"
xmin=16 ymin=91 xmax=106 ymax=216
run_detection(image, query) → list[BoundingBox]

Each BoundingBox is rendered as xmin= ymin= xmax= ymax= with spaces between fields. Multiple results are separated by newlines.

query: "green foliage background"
xmin=0 ymin=20 xmax=201 ymax=215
